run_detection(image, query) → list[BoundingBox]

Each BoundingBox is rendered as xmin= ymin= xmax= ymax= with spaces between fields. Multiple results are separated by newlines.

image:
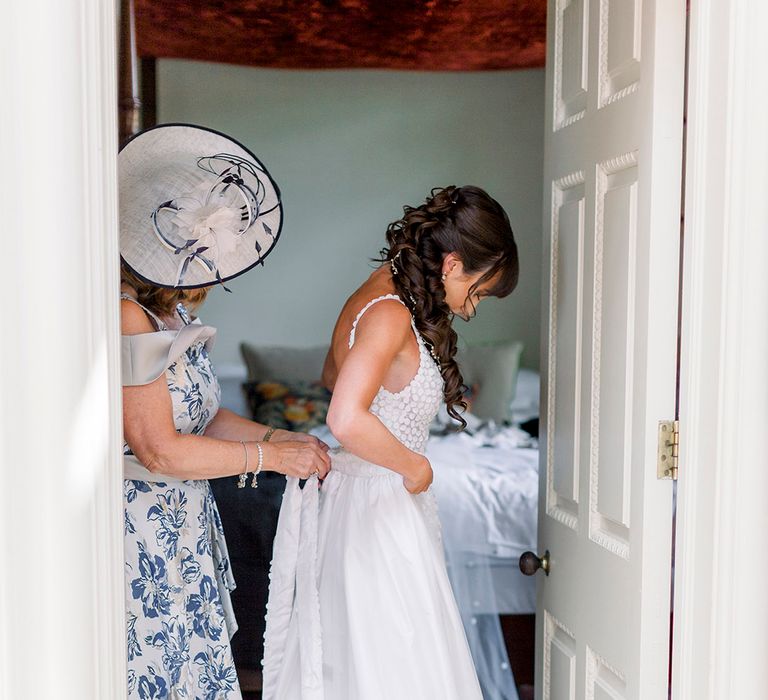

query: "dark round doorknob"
xmin=519 ymin=549 xmax=550 ymax=576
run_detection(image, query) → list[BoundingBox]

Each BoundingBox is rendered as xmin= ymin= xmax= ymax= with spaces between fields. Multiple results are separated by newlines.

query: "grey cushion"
xmin=239 ymin=342 xmax=329 ymax=383
xmin=458 ymin=340 xmax=524 ymax=422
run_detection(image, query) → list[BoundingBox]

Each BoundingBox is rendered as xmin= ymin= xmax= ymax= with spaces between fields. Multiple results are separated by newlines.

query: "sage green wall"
xmin=157 ymin=60 xmax=545 ymax=371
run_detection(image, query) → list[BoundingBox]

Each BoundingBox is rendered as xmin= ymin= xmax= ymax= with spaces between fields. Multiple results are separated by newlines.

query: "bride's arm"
xmin=325 ymin=302 xmax=433 ymax=493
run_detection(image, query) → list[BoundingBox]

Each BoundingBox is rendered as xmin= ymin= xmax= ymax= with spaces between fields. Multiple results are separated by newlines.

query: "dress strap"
xmin=120 ymin=292 xmax=168 ymax=331
xmin=348 ymin=293 xmax=412 ymax=349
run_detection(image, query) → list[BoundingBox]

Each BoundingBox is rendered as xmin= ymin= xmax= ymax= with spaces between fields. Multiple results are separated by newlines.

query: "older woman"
xmin=119 ymin=124 xmax=330 ymax=699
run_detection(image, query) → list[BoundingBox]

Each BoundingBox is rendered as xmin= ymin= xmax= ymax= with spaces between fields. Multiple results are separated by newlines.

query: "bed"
xmin=427 ymin=423 xmax=538 ymax=614
xmin=210 ymin=343 xmax=540 ymax=699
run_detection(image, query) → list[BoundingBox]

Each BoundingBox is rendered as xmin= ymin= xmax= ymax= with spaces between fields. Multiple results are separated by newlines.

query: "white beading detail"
xmin=348 ymin=294 xmax=444 ymax=453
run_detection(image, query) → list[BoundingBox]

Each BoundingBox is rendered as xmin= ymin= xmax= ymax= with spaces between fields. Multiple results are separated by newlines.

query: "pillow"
xmin=456 ymin=340 xmax=524 ymax=422
xmin=509 ymin=367 xmax=540 ymax=425
xmin=242 ymin=379 xmax=332 ymax=432
xmin=240 ymin=342 xmax=329 ymax=383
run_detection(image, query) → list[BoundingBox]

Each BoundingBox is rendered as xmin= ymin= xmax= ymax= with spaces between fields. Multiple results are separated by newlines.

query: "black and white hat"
xmin=119 ymin=123 xmax=282 ymax=289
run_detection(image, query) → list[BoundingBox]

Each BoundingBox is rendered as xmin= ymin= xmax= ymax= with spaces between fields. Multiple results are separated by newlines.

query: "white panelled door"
xmin=531 ymin=0 xmax=686 ymax=697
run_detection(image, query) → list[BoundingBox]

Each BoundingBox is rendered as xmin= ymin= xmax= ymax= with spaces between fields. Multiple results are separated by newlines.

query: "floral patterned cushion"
xmin=243 ymin=380 xmax=332 ymax=432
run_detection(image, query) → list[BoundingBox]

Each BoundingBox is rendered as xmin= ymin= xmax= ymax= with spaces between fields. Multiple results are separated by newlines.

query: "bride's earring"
xmin=441 ymin=272 xmax=447 ymax=282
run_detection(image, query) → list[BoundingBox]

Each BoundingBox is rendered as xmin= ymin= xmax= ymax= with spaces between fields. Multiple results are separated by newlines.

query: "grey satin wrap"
xmin=121 ymin=322 xmax=217 ymax=484
xmin=121 ymin=322 xmax=217 ymax=386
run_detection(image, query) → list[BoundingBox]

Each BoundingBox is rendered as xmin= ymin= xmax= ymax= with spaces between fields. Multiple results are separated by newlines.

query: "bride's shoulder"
xmin=333 ymin=280 xmax=409 ymax=343
xmin=349 ymin=294 xmax=412 ymax=346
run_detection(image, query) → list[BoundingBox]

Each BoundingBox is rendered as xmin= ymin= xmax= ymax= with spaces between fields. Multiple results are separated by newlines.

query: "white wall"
xmin=157 ymin=61 xmax=545 ymax=372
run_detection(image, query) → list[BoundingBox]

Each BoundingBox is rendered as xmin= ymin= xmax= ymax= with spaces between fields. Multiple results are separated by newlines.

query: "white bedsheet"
xmin=428 ymin=425 xmax=539 ymax=557
xmin=427 ymin=424 xmax=539 ymax=615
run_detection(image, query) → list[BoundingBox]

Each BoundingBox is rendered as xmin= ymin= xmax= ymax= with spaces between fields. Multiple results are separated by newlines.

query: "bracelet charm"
xmin=237 ymin=439 xmax=248 ymax=488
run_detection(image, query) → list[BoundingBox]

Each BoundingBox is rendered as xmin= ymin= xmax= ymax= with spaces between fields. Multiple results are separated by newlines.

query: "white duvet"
xmin=427 ymin=423 xmax=539 ymax=560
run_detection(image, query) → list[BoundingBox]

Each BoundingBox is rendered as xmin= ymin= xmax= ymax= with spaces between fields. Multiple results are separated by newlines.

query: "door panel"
xmin=536 ymin=0 xmax=685 ymax=697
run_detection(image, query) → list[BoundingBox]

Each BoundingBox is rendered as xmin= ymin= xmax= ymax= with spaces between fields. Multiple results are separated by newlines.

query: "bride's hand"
xmin=403 ymin=458 xmax=433 ymax=494
xmin=271 ymin=428 xmax=330 ymax=452
xmin=264 ymin=441 xmax=332 ymax=480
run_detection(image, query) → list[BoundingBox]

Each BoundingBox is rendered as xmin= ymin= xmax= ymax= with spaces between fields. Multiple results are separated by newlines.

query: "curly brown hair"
xmin=120 ymin=261 xmax=209 ymax=319
xmin=378 ymin=185 xmax=519 ymax=429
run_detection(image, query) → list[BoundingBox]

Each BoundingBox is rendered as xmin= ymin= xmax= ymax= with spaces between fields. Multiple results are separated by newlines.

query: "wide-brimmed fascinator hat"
xmin=119 ymin=123 xmax=282 ymax=290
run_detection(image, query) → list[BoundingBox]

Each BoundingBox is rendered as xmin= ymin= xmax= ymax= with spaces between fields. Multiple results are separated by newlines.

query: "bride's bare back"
xmin=321 ymin=264 xmax=421 ymax=395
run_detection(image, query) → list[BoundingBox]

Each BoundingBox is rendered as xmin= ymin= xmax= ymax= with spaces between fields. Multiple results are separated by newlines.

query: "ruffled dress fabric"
xmin=262 ymin=294 xmax=483 ymax=700
xmin=121 ymin=295 xmax=242 ymax=700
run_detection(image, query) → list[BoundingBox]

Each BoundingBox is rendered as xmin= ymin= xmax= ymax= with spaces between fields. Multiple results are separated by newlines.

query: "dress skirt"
xmin=124 ymin=477 xmax=241 ymax=700
xmin=262 ymin=448 xmax=483 ymax=700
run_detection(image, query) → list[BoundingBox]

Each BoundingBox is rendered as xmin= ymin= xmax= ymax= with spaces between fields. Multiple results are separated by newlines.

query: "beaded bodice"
xmin=348 ymin=294 xmax=444 ymax=454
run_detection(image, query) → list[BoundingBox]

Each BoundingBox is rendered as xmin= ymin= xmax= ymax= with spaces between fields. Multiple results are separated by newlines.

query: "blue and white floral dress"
xmin=121 ymin=294 xmax=242 ymax=700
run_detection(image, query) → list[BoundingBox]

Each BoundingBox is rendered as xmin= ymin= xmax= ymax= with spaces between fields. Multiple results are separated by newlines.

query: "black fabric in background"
xmin=519 ymin=417 xmax=539 ymax=439
xmin=209 ymin=471 xmax=287 ymax=671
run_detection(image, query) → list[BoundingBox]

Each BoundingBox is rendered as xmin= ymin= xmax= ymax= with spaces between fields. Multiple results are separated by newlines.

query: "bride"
xmin=261 ymin=185 xmax=519 ymax=699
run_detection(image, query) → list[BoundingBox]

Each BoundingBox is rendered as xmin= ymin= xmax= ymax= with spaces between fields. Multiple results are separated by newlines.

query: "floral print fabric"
xmin=122 ymin=297 xmax=241 ymax=700
xmin=242 ymin=379 xmax=332 ymax=432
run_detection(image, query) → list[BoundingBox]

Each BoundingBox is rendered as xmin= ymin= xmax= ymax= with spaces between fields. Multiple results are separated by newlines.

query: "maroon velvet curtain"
xmin=135 ymin=0 xmax=546 ymax=71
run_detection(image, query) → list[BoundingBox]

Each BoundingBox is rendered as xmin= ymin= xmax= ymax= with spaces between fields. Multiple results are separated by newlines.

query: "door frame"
xmin=3 ymin=0 xmax=766 ymax=695
xmin=672 ymin=0 xmax=768 ymax=697
xmin=0 ymin=0 xmax=125 ymax=697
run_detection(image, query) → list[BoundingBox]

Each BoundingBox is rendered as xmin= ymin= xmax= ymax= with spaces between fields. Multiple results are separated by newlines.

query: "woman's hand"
xmin=403 ymin=457 xmax=433 ymax=494
xmin=271 ymin=428 xmax=330 ymax=452
xmin=264 ymin=441 xmax=332 ymax=480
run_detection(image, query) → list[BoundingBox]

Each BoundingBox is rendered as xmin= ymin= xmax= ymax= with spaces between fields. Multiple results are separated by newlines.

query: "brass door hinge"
xmin=657 ymin=420 xmax=679 ymax=480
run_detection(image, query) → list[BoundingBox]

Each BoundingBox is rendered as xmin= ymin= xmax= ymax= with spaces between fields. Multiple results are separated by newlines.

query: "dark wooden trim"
xmin=119 ymin=0 xmax=142 ymax=146
xmin=500 ymin=613 xmax=536 ymax=688
xmin=140 ymin=57 xmax=157 ymax=130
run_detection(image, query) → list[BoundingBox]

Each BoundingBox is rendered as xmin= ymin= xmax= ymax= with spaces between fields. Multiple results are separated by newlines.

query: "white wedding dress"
xmin=261 ymin=294 xmax=483 ymax=700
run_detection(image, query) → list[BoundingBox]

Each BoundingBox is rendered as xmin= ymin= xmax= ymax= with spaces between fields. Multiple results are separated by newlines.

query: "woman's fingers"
xmin=289 ymin=431 xmax=331 ymax=452
xmin=403 ymin=477 xmax=421 ymax=494
xmin=306 ymin=433 xmax=331 ymax=452
xmin=309 ymin=444 xmax=331 ymax=479
xmin=269 ymin=440 xmax=332 ymax=479
xmin=402 ymin=460 xmax=433 ymax=494
xmin=293 ymin=442 xmax=331 ymax=479
xmin=402 ymin=473 xmax=431 ymax=494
